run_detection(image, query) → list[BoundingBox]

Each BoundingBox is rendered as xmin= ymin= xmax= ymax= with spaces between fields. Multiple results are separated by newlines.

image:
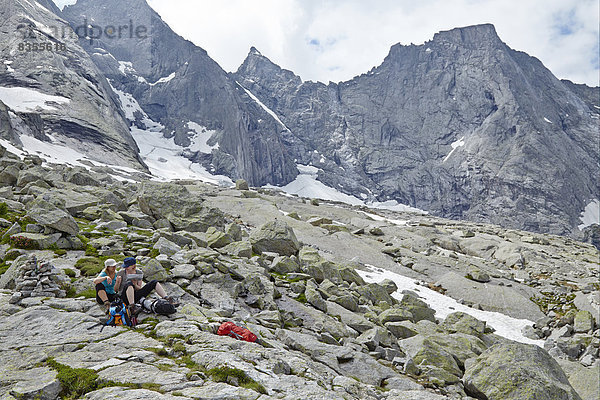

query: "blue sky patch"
xmin=553 ymin=9 xmax=578 ymax=36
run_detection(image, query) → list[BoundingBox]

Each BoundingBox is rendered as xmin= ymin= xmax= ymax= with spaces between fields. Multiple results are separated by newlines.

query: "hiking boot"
xmin=127 ymin=304 xmax=142 ymax=317
xmin=164 ymin=296 xmax=180 ymax=307
xmin=103 ymin=301 xmax=110 ymax=315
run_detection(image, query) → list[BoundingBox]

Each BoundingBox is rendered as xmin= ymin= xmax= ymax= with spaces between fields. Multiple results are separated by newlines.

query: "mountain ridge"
xmin=234 ymin=23 xmax=599 ymax=238
xmin=61 ymin=0 xmax=299 ymax=187
xmin=2 ymin=1 xmax=598 ymax=240
xmin=0 ymin=0 xmax=146 ymax=170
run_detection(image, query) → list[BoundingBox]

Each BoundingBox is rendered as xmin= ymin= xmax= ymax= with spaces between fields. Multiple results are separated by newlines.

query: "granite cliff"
xmin=234 ymin=24 xmax=599 ymax=238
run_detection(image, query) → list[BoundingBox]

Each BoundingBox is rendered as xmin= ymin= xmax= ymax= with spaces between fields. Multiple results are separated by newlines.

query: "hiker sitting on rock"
xmin=93 ymin=259 xmax=120 ymax=313
xmin=114 ymin=257 xmax=176 ymax=313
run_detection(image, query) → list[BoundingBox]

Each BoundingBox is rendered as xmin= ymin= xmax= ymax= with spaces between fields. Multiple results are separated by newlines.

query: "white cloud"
xmin=53 ymin=0 xmax=598 ymax=86
xmin=149 ymin=0 xmax=599 ymax=87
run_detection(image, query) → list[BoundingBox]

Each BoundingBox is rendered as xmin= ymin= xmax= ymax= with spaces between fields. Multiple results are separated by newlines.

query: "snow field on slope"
xmin=268 ymin=164 xmax=427 ymax=214
xmin=578 ymin=199 xmax=599 ymax=230
xmin=110 ymin=84 xmax=232 ymax=186
xmin=0 ymin=86 xmax=70 ymax=113
xmin=0 ymin=136 xmax=140 ymax=182
xmin=187 ymin=122 xmax=219 ymax=154
xmin=357 ymin=266 xmax=544 ymax=347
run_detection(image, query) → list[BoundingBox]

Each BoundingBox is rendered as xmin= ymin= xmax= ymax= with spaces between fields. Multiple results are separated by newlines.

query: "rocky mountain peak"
xmin=432 ymin=23 xmax=503 ymax=47
xmin=237 ymin=47 xmax=302 ymax=88
xmin=62 ymin=0 xmax=298 ymax=187
xmin=235 ymin=23 xmax=599 ymax=238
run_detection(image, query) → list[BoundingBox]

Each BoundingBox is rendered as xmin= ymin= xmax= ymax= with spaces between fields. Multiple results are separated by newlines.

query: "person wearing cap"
xmin=93 ymin=258 xmax=121 ymax=313
xmin=114 ymin=256 xmax=175 ymax=313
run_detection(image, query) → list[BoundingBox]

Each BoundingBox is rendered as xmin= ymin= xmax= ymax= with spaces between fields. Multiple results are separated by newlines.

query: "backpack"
xmin=101 ymin=299 xmax=134 ymax=331
xmin=217 ymin=322 xmax=257 ymax=343
xmin=140 ymin=297 xmax=177 ymax=316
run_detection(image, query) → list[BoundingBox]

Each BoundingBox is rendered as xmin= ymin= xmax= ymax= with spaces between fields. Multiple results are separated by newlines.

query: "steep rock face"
xmin=0 ymin=0 xmax=145 ymax=170
xmin=62 ymin=0 xmax=297 ymax=186
xmin=235 ymin=24 xmax=599 ymax=236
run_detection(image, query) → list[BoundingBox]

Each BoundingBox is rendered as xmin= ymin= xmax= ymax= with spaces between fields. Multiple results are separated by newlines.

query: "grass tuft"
xmin=0 ymin=202 xmax=7 ymax=218
xmin=75 ymin=258 xmax=104 ymax=277
xmin=46 ymin=358 xmax=103 ymax=400
xmin=207 ymin=366 xmax=267 ymax=394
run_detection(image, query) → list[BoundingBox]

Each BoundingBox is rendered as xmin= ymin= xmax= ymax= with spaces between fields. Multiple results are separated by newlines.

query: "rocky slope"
xmin=0 ymin=0 xmax=145 ymax=170
xmin=60 ymin=0 xmax=297 ymax=186
xmin=234 ymin=24 xmax=600 ymax=238
xmin=0 ymin=143 xmax=598 ymax=400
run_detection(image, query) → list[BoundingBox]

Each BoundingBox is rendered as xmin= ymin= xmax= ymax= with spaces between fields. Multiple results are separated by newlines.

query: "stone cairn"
xmin=9 ymin=256 xmax=66 ymax=304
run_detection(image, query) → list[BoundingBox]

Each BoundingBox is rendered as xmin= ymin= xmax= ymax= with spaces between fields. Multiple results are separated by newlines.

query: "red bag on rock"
xmin=217 ymin=322 xmax=257 ymax=343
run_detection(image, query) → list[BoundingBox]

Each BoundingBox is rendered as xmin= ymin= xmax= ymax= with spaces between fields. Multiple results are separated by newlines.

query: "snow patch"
xmin=3 ymin=61 xmax=14 ymax=73
xmin=150 ymin=72 xmax=176 ymax=86
xmin=266 ymin=164 xmax=363 ymax=205
xmin=0 ymin=135 xmax=139 ymax=182
xmin=360 ymin=211 xmax=408 ymax=226
xmin=267 ymin=164 xmax=427 ymax=214
xmin=111 ymin=84 xmax=231 ymax=185
xmin=425 ymin=48 xmax=432 ymax=52
xmin=187 ymin=122 xmax=219 ymax=154
xmin=0 ymin=139 xmax=25 ymax=158
xmin=544 ymin=117 xmax=553 ymax=124
xmin=131 ymin=124 xmax=232 ymax=185
xmin=54 ymin=0 xmax=77 ymax=10
xmin=110 ymin=84 xmax=143 ymax=120
xmin=578 ymin=199 xmax=599 ymax=230
xmin=370 ymin=200 xmax=426 ymax=214
xmin=118 ymin=61 xmax=136 ymax=75
xmin=443 ymin=136 xmax=465 ymax=163
xmin=236 ymin=82 xmax=290 ymax=131
xmin=19 ymin=134 xmax=95 ymax=168
xmin=357 ymin=266 xmax=544 ymax=347
xmin=21 ymin=14 xmax=54 ymax=36
xmin=0 ymin=86 xmax=70 ymax=112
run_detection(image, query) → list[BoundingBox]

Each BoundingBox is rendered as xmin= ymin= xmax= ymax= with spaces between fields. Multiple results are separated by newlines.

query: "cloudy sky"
xmin=54 ymin=0 xmax=599 ymax=86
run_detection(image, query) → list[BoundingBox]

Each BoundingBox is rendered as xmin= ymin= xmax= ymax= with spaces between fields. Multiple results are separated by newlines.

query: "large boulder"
xmin=305 ymin=281 xmax=327 ymax=313
xmin=137 ymin=181 xmax=225 ymax=232
xmin=64 ymin=167 xmax=101 ymax=187
xmin=206 ymin=227 xmax=233 ymax=249
xmin=137 ymin=181 xmax=202 ymax=219
xmin=304 ymin=260 xmax=343 ymax=284
xmin=0 ymin=165 xmax=19 ymax=186
xmin=250 ymin=220 xmax=300 ymax=256
xmin=153 ymin=237 xmax=181 ymax=257
xmin=142 ymin=259 xmax=169 ymax=281
xmin=573 ymin=310 xmax=595 ymax=333
xmin=26 ymin=198 xmax=79 ymax=235
xmin=463 ymin=343 xmax=582 ymax=400
xmin=325 ymin=300 xmax=374 ymax=333
xmin=16 ymin=166 xmax=48 ymax=187
xmin=379 ymin=308 xmax=414 ymax=325
xmin=0 ymin=255 xmax=28 ymax=289
xmin=270 ymin=256 xmax=302 ymax=274
xmin=399 ymin=335 xmax=463 ymax=385
xmin=220 ymin=241 xmax=253 ymax=258
xmin=9 ymin=232 xmax=62 ymax=250
xmin=356 ymin=283 xmax=396 ymax=306
xmin=398 ymin=294 xmax=436 ymax=323
xmin=441 ymin=312 xmax=487 ymax=338
xmin=3 ymin=367 xmax=61 ymax=400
